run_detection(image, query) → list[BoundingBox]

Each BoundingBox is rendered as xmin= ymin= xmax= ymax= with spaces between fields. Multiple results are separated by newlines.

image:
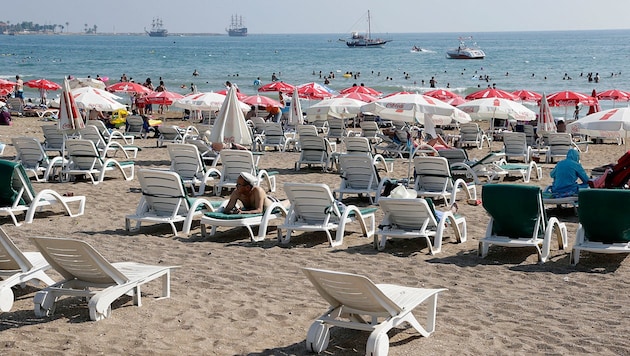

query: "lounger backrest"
xmin=339 ymin=154 xmax=379 ymax=190
xmin=262 ymin=122 xmax=285 ymax=145
xmin=41 ymin=125 xmax=65 ymax=151
xmin=297 ymin=124 xmax=318 ymax=137
xmin=80 ymin=125 xmax=107 ymax=149
xmin=299 ymin=136 xmax=330 ymax=160
xmin=138 ymin=169 xmax=190 ymax=217
xmin=547 ymin=133 xmax=573 ymax=156
xmin=168 ymin=143 xmax=204 ymax=181
xmin=413 ymin=156 xmax=452 ymax=192
xmin=460 ymin=123 xmax=481 ymax=141
xmin=344 ymin=136 xmax=371 ymax=154
xmin=86 ymin=120 xmax=109 ymax=136
xmin=578 ymin=189 xmax=630 ymax=243
xmin=360 ymin=121 xmax=381 ymax=138
xmin=378 ymin=197 xmax=438 ymax=230
xmin=0 ymin=159 xmax=36 ymax=206
xmin=31 ymin=237 xmax=127 ymax=285
xmin=12 ymin=137 xmax=48 ymax=168
xmin=302 ymin=267 xmax=401 ymax=317
xmin=438 ymin=148 xmax=469 ymax=165
xmin=503 ymin=132 xmax=528 ymax=154
xmin=0 ymin=227 xmax=32 ymax=271
xmin=65 ymin=139 xmax=101 ymax=170
xmin=219 ymin=150 xmax=256 ymax=182
xmin=284 ymin=183 xmax=337 ymax=224
xmin=482 ymin=184 xmax=543 ymax=239
xmin=126 ymin=116 xmax=145 ymax=134
xmin=160 ymin=126 xmax=183 ymax=140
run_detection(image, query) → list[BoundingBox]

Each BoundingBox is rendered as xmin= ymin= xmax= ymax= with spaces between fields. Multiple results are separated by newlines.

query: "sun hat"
xmin=239 ymin=172 xmax=257 ymax=186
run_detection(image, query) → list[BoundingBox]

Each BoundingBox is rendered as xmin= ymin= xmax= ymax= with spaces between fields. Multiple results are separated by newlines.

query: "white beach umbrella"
xmin=457 ymin=97 xmax=536 ymax=121
xmin=208 ymin=86 xmax=253 ymax=146
xmin=361 ymin=93 xmax=464 ymax=124
xmin=567 ymin=107 xmax=630 ymax=143
xmin=306 ymin=97 xmax=364 ymax=120
xmin=173 ymin=91 xmax=249 ymax=112
xmin=71 ymin=87 xmax=126 ymax=111
xmin=288 ymin=87 xmax=304 ymax=125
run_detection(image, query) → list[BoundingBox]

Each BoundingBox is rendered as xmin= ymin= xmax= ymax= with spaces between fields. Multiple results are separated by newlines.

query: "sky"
xmin=4 ymin=0 xmax=630 ymax=35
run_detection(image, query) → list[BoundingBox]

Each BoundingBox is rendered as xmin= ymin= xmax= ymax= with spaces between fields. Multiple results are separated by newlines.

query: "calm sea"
xmin=2 ymin=30 xmax=629 ymax=115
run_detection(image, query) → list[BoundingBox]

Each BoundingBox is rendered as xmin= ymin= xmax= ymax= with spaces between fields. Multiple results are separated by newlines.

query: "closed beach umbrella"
xmin=288 ymin=86 xmax=304 ymax=126
xmin=465 ymin=88 xmax=518 ymax=101
xmin=25 ymin=79 xmax=61 ymax=91
xmin=59 ymin=79 xmax=84 ymax=132
xmin=208 ymin=86 xmax=253 ymax=146
xmin=537 ymin=93 xmax=556 ymax=137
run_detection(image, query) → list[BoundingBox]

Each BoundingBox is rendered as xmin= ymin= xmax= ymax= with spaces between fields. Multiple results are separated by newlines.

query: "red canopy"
xmin=465 ymin=88 xmax=518 ymax=100
xmin=511 ymin=89 xmax=542 ymax=102
xmin=257 ymin=81 xmax=295 ymax=94
xmin=107 ymin=82 xmax=153 ymax=94
xmin=335 ymin=92 xmax=378 ymax=103
xmin=216 ymin=89 xmax=247 ymax=100
xmin=0 ymin=79 xmax=17 ymax=90
xmin=241 ymin=94 xmax=282 ymax=107
xmin=546 ymin=90 xmax=596 ymax=107
xmin=597 ymin=89 xmax=630 ymax=101
xmin=423 ymin=89 xmax=460 ymax=101
xmin=25 ymin=79 xmax=61 ymax=91
xmin=339 ymin=85 xmax=382 ymax=96
xmin=295 ymin=82 xmax=335 ymax=100
xmin=382 ymin=91 xmax=413 ymax=98
xmin=144 ymin=91 xmax=184 ymax=105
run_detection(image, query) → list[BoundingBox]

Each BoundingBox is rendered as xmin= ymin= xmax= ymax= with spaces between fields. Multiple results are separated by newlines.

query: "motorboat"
xmin=446 ymin=37 xmax=485 ymax=59
xmin=411 ymin=45 xmax=430 ymax=53
xmin=346 ymin=10 xmax=391 ymax=48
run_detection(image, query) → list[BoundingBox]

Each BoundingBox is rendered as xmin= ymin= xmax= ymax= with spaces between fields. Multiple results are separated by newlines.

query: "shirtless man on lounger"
xmin=223 ymin=172 xmax=288 ymax=214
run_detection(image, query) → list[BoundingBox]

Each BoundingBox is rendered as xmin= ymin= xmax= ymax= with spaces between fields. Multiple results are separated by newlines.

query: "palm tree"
xmin=93 ymin=25 xmax=97 ymax=34
xmin=84 ymin=23 xmax=88 ymax=33
xmin=65 ymin=22 xmax=69 ymax=33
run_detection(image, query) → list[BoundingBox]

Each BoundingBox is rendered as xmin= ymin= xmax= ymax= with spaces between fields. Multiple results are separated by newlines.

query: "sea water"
xmin=1 ymin=30 xmax=629 ymax=115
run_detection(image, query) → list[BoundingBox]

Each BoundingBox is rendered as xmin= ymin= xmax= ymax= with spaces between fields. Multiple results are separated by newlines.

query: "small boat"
xmin=226 ymin=14 xmax=247 ymax=37
xmin=146 ymin=17 xmax=168 ymax=37
xmin=446 ymin=37 xmax=485 ymax=59
xmin=346 ymin=10 xmax=391 ymax=48
xmin=411 ymin=45 xmax=430 ymax=53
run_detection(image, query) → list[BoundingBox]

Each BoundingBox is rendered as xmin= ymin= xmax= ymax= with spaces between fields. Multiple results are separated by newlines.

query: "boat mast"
xmin=367 ymin=10 xmax=371 ymax=40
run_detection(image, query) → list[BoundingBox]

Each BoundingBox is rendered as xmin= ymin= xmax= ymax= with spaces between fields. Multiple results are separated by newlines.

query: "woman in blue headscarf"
xmin=548 ymin=148 xmax=590 ymax=198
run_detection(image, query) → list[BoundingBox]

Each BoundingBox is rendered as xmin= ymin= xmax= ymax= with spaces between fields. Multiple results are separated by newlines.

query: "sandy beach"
xmin=1 ymin=114 xmax=629 ymax=356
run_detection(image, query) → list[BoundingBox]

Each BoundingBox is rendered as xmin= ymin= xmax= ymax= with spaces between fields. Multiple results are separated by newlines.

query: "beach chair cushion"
xmin=578 ymin=189 xmax=630 ymax=243
xmin=482 ymin=184 xmax=541 ymax=238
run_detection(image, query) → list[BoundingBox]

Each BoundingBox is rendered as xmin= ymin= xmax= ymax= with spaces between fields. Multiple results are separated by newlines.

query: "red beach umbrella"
xmin=382 ymin=91 xmax=413 ymax=98
xmin=0 ymin=79 xmax=17 ymax=90
xmin=334 ymin=92 xmax=378 ymax=102
xmin=107 ymin=82 xmax=153 ymax=94
xmin=25 ymin=79 xmax=61 ymax=91
xmin=339 ymin=85 xmax=382 ymax=96
xmin=144 ymin=91 xmax=184 ymax=105
xmin=546 ymin=90 xmax=596 ymax=107
xmin=465 ymin=88 xmax=518 ymax=100
xmin=257 ymin=81 xmax=295 ymax=94
xmin=295 ymin=82 xmax=335 ymax=100
xmin=511 ymin=89 xmax=542 ymax=102
xmin=597 ymin=89 xmax=630 ymax=102
xmin=241 ymin=94 xmax=282 ymax=107
xmin=423 ymin=89 xmax=460 ymax=101
xmin=444 ymin=96 xmax=468 ymax=106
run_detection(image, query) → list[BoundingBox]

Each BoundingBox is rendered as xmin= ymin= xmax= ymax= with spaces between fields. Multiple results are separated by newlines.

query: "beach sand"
xmin=1 ymin=115 xmax=629 ymax=356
